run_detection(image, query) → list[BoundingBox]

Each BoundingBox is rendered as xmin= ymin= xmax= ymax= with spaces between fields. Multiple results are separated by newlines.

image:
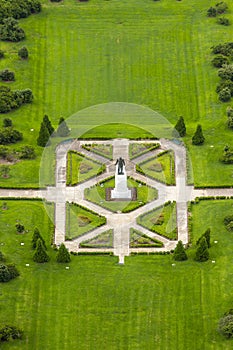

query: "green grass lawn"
xmin=138 ymin=150 xmax=175 ymax=185
xmin=1 ymin=200 xmax=233 ymax=349
xmin=65 ymin=203 xmax=106 ymax=240
xmin=66 ymin=151 xmax=105 ymax=185
xmin=81 ymin=143 xmax=113 ymax=160
xmin=129 ymin=142 xmax=160 ymax=159
xmin=79 ymin=229 xmax=113 ymax=248
xmin=137 ymin=201 xmax=177 ymax=240
xmin=129 ymin=228 xmax=163 ymax=248
xmin=1 ymin=0 xmax=233 ymax=187
xmin=85 ymin=176 xmax=158 ymax=213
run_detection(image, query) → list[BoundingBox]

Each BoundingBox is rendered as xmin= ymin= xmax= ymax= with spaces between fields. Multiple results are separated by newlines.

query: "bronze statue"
xmin=115 ymin=157 xmax=125 ymax=175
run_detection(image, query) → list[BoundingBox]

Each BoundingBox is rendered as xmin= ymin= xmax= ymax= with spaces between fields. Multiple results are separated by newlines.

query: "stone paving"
xmin=2 ymin=138 xmax=233 ymax=264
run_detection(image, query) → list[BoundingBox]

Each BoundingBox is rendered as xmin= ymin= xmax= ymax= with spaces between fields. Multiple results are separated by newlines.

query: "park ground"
xmin=1 ymin=0 xmax=233 ymax=349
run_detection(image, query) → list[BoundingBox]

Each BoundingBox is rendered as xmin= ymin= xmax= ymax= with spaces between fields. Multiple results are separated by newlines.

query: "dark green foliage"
xmin=20 ymin=88 xmax=33 ymax=103
xmin=43 ymin=115 xmax=54 ymax=135
xmin=0 ymin=264 xmax=10 ymax=281
xmin=16 ymin=223 xmax=24 ymax=233
xmin=218 ymin=64 xmax=233 ymax=81
xmin=18 ymin=46 xmax=28 ymax=59
xmin=37 ymin=122 xmax=50 ymax=147
xmin=220 ymin=145 xmax=233 ymax=163
xmin=173 ymin=240 xmax=188 ymax=261
xmin=50 ymin=0 xmax=63 ymax=2
xmin=207 ymin=6 xmax=217 ymax=17
xmin=0 ymin=69 xmax=15 ymax=82
xmin=216 ymin=2 xmax=228 ymax=14
xmin=173 ymin=116 xmax=186 ymax=137
xmin=33 ymin=239 xmax=49 ymax=263
xmin=224 ymin=214 xmax=233 ymax=225
xmin=216 ymin=80 xmax=233 ymax=96
xmin=0 ymin=0 xmax=41 ymax=23
xmin=0 ymin=50 xmax=4 ymax=58
xmin=0 ymin=86 xmax=33 ymax=113
xmin=192 ymin=124 xmax=205 ymax=145
xmin=0 ymin=325 xmax=23 ymax=342
xmin=218 ymin=314 xmax=233 ymax=338
xmin=223 ymin=214 xmax=233 ymax=231
xmin=6 ymin=264 xmax=19 ymax=279
xmin=219 ymin=87 xmax=232 ymax=102
xmin=207 ymin=2 xmax=228 ymax=18
xmin=31 ymin=227 xmax=46 ymax=249
xmin=56 ymin=117 xmax=70 ymax=137
xmin=217 ymin=17 xmax=230 ymax=26
xmin=56 ymin=243 xmax=71 ymax=263
xmin=0 ymin=128 xmax=23 ymax=145
xmin=195 ymin=237 xmax=209 ymax=262
xmin=19 ymin=145 xmax=36 ymax=159
xmin=0 ymin=263 xmax=19 ymax=282
xmin=196 ymin=228 xmax=211 ymax=248
xmin=0 ymin=17 xmax=25 ymax=42
xmin=212 ymin=55 xmax=229 ymax=68
xmin=211 ymin=42 xmax=233 ymax=56
xmin=3 ymin=118 xmax=12 ymax=128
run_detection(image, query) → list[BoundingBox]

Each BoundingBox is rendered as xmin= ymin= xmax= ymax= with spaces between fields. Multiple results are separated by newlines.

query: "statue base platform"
xmin=111 ymin=188 xmax=132 ymax=200
xmin=111 ymin=171 xmax=132 ymax=200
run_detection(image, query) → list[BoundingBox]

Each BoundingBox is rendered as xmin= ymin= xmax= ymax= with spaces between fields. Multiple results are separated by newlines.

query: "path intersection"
xmin=1 ymin=138 xmax=233 ymax=264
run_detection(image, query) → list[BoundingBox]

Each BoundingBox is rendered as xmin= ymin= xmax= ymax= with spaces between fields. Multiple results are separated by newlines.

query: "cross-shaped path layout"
xmin=1 ymin=138 xmax=233 ymax=264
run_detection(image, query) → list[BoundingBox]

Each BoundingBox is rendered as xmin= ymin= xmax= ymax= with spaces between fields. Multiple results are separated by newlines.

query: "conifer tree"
xmin=56 ymin=117 xmax=70 ymax=137
xmin=192 ymin=124 xmax=205 ymax=145
xmin=37 ymin=122 xmax=50 ymax=147
xmin=43 ymin=115 xmax=54 ymax=135
xmin=18 ymin=46 xmax=28 ymax=59
xmin=174 ymin=116 xmax=186 ymax=137
xmin=31 ymin=228 xmax=46 ymax=250
xmin=196 ymin=228 xmax=211 ymax=248
xmin=56 ymin=243 xmax=71 ymax=263
xmin=173 ymin=240 xmax=188 ymax=261
xmin=33 ymin=239 xmax=49 ymax=263
xmin=195 ymin=237 xmax=209 ymax=262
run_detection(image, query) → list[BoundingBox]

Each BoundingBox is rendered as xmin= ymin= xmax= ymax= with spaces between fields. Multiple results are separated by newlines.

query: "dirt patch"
xmin=78 ymin=215 xmax=91 ymax=227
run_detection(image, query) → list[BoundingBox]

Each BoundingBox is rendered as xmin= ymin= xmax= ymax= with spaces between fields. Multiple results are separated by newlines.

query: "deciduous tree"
xmin=18 ymin=46 xmax=28 ymax=59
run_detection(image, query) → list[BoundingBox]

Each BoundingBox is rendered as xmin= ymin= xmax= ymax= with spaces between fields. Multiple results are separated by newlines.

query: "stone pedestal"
xmin=111 ymin=165 xmax=131 ymax=199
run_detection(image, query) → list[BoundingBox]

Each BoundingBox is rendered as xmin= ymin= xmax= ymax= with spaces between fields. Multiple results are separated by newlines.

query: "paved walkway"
xmin=2 ymin=138 xmax=233 ymax=264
